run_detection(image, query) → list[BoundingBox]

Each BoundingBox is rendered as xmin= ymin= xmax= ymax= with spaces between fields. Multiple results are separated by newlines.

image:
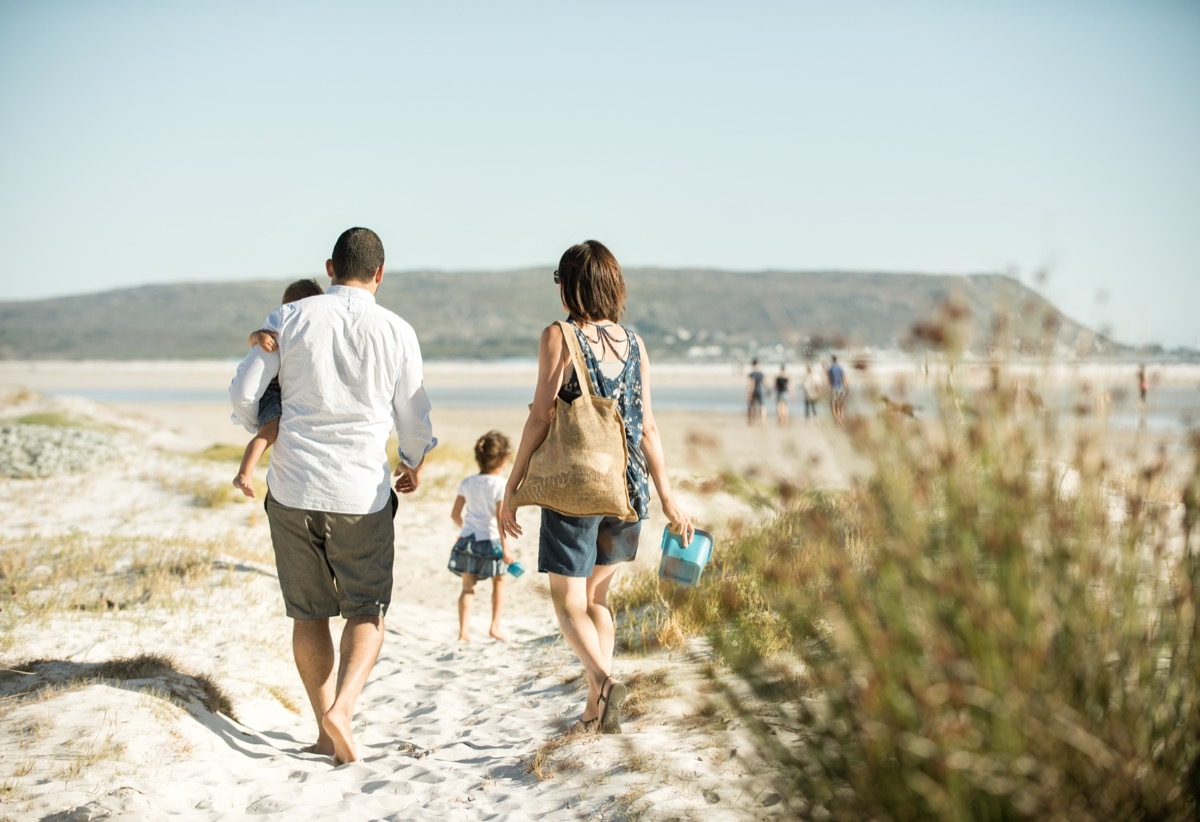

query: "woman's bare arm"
xmin=495 ymin=500 xmax=515 ymax=563
xmin=637 ymin=335 xmax=695 ymax=544
xmin=499 ymin=323 xmax=569 ymax=538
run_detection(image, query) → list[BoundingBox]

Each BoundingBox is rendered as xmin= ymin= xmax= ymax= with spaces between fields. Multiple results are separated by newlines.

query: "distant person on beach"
xmin=1138 ymin=363 xmax=1148 ymax=405
xmin=747 ymin=359 xmax=767 ymax=426
xmin=774 ymin=365 xmax=790 ymax=427
xmin=231 ymin=278 xmax=324 ymax=498
xmin=802 ymin=365 xmax=822 ymax=420
xmin=449 ymin=430 xmax=515 ymax=643
xmin=499 ymin=240 xmax=693 ymax=735
xmin=828 ymin=355 xmax=847 ymax=425
xmin=229 ymin=227 xmax=436 ymax=765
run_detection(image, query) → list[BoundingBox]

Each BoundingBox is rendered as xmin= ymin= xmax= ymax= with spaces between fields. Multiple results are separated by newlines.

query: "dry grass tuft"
xmin=621 ymin=668 xmax=675 ymax=720
xmin=526 ymin=725 xmax=593 ymax=780
xmin=0 ymin=654 xmax=237 ymax=722
xmin=183 ymin=478 xmax=244 ymax=508
xmin=11 ymin=411 xmax=115 ymax=433
xmin=265 ymin=684 xmax=302 ymax=714
xmin=0 ymin=533 xmax=241 ymax=633
xmin=191 ymin=443 xmax=254 ymax=463
xmin=597 ymin=786 xmax=652 ymax=819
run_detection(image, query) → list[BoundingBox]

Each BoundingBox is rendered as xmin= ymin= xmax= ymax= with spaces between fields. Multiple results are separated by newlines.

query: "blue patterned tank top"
xmin=557 ymin=320 xmax=650 ymax=520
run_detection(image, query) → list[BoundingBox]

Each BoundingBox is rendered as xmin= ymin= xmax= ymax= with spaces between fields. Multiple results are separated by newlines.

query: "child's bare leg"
xmin=488 ymin=575 xmax=508 ymax=641
xmin=458 ymin=574 xmax=477 ymax=642
xmin=233 ymin=418 xmax=278 ymax=498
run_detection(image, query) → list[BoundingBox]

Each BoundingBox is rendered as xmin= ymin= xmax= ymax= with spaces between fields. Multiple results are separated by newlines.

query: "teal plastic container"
xmin=658 ymin=527 xmax=714 ymax=586
xmin=507 ymin=561 xmax=525 ymax=578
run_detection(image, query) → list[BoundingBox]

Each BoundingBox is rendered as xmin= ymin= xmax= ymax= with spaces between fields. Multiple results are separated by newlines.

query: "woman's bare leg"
xmin=549 ymin=572 xmax=612 ymax=721
xmin=583 ymin=563 xmax=622 ymax=718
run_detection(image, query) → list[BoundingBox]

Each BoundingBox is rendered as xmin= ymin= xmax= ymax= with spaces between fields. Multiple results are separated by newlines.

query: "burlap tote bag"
xmin=509 ymin=320 xmax=638 ymax=521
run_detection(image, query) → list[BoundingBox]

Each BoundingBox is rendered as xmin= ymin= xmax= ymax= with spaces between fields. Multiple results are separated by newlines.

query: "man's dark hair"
xmin=282 ymin=278 xmax=323 ymax=304
xmin=331 ymin=227 xmax=385 ymax=282
xmin=557 ymin=240 xmax=626 ymax=323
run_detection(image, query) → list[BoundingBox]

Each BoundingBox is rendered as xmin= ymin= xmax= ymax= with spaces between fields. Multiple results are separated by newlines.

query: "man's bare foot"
xmin=301 ymin=741 xmax=335 ymax=757
xmin=321 ymin=708 xmax=356 ymax=765
xmin=232 ymin=474 xmax=256 ymax=498
xmin=488 ymin=627 xmax=509 ymax=642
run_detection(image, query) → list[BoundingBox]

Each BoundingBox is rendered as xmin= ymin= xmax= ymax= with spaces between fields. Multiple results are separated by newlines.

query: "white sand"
xmin=4 ymin=359 xmax=1192 ymax=819
xmin=0 ymin=368 xmax=829 ymax=820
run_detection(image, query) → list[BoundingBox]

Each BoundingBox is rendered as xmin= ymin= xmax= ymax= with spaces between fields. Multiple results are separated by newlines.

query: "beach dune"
xmin=0 ymin=362 xmax=840 ymax=820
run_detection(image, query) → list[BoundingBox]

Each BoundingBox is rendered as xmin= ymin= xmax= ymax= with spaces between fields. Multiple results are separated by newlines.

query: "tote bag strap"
xmin=558 ymin=320 xmax=595 ymax=398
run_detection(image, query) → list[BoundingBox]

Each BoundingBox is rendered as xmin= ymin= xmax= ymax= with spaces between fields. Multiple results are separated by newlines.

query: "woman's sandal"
xmin=597 ymin=676 xmax=628 ymax=735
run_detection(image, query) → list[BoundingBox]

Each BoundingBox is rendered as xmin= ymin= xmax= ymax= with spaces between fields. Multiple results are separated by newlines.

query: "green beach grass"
xmin=614 ymin=344 xmax=1199 ymax=818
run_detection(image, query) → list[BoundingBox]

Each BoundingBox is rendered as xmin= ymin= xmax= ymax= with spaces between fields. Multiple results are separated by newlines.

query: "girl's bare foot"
xmin=488 ymin=627 xmax=509 ymax=642
xmin=458 ymin=633 xmax=471 ymax=642
xmin=232 ymin=474 xmax=256 ymax=498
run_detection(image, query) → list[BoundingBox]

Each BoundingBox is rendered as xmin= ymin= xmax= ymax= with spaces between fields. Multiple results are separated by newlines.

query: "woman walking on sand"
xmin=499 ymin=240 xmax=693 ymax=734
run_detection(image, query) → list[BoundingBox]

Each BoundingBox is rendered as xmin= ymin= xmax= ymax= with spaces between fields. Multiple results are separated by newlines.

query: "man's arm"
xmin=391 ymin=325 xmax=438 ymax=488
xmin=229 ymin=345 xmax=280 ymax=433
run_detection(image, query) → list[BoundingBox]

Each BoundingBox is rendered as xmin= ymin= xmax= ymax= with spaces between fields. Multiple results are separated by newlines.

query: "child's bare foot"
xmin=232 ymin=474 xmax=256 ymax=498
xmin=320 ymin=708 xmax=356 ymax=765
xmin=488 ymin=627 xmax=509 ymax=642
xmin=458 ymin=633 xmax=471 ymax=643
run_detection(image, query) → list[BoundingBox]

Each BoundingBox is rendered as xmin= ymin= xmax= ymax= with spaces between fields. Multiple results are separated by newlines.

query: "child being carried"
xmin=231 ymin=278 xmax=324 ymax=498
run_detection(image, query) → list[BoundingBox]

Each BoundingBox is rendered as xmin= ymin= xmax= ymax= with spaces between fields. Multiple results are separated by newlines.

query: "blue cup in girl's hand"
xmin=507 ymin=561 xmax=525 ymax=578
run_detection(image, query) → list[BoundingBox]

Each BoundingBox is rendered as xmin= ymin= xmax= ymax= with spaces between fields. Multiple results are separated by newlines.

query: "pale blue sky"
xmin=2 ymin=0 xmax=1197 ymax=347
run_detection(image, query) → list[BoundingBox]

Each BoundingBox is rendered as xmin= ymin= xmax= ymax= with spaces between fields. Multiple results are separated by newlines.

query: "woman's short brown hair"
xmin=474 ymin=430 xmax=512 ymax=472
xmin=557 ymin=240 xmax=626 ymax=323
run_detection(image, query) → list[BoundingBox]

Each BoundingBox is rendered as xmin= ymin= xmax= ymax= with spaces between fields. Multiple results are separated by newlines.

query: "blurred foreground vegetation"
xmin=616 ymin=343 xmax=1199 ymax=818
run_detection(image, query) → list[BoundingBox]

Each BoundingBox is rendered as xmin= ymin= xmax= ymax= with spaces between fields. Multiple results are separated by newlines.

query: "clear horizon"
xmin=2 ymin=1 xmax=1197 ymax=348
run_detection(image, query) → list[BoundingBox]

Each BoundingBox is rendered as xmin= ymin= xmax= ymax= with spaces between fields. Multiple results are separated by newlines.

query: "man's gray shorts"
xmin=265 ymin=491 xmax=397 ymax=620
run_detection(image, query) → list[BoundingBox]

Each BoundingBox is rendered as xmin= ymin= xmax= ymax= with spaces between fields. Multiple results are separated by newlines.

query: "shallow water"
xmin=45 ymin=383 xmax=1198 ymax=435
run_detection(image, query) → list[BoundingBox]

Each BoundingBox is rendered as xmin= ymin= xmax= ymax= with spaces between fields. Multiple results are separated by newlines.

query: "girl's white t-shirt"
xmin=457 ymin=473 xmax=506 ymax=540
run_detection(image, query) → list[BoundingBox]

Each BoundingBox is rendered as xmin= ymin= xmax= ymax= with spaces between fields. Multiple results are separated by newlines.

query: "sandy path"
xmin=0 ymin=387 xmax=789 ymax=820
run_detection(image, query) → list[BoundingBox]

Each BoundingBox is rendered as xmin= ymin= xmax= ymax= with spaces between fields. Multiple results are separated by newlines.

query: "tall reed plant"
xmin=617 ymin=343 xmax=1200 ymax=818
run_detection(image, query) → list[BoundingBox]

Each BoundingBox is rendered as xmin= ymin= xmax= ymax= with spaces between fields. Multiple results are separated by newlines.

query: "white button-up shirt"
xmin=229 ymin=284 xmax=437 ymax=515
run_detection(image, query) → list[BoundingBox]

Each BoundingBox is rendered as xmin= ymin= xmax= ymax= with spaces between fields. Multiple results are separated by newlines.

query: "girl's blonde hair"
xmin=474 ymin=430 xmax=512 ymax=472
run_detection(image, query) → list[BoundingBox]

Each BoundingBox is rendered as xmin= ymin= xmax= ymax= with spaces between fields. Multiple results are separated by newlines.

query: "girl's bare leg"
xmin=488 ymin=575 xmax=508 ymax=641
xmin=458 ymin=574 xmax=477 ymax=642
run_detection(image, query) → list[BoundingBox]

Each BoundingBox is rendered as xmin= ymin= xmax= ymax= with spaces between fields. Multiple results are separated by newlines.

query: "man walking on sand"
xmin=230 ymin=227 xmax=436 ymax=765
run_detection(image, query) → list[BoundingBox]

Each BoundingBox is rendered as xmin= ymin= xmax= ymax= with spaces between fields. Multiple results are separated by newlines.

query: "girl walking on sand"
xmin=449 ymin=431 xmax=515 ymax=642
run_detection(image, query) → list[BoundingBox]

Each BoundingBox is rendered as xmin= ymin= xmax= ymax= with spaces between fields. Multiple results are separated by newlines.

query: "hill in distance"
xmin=0 ymin=268 xmax=1129 ymax=361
